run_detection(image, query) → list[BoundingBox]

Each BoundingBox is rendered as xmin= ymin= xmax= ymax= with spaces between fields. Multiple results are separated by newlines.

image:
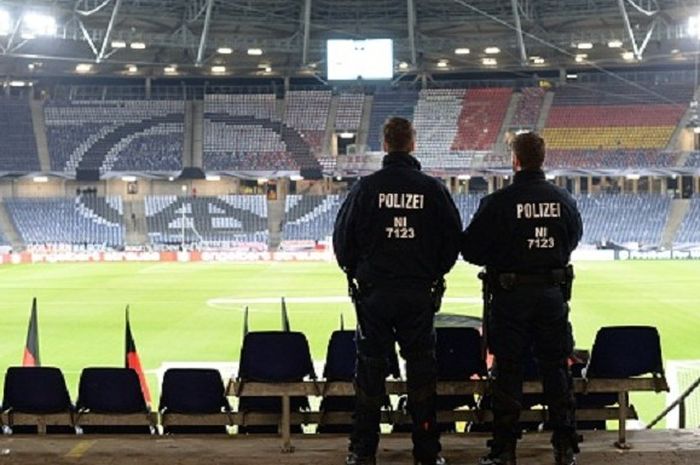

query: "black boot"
xmin=478 ymin=440 xmax=516 ymax=465
xmin=414 ymin=455 xmax=447 ymax=465
xmin=552 ymin=432 xmax=580 ymax=465
xmin=345 ymin=452 xmax=376 ymax=465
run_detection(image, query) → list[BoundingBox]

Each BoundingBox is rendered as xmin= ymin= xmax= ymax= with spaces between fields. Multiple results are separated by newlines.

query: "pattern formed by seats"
xmin=576 ymin=194 xmax=671 ymax=246
xmin=452 ymin=193 xmax=483 ymax=228
xmin=205 ymin=94 xmax=277 ymax=120
xmin=413 ymin=89 xmax=466 ymax=169
xmin=675 ymin=194 xmax=700 ymax=244
xmin=335 ymin=93 xmax=365 ymax=130
xmin=451 ymin=88 xmax=512 ymax=151
xmin=0 ymin=97 xmax=40 ymax=171
xmin=511 ymin=87 xmax=546 ymax=128
xmin=5 ymin=196 xmax=124 ymax=247
xmin=45 ymin=100 xmax=184 ymax=173
xmin=543 ymin=83 xmax=693 ymax=153
xmin=284 ymin=90 xmax=331 ymax=154
xmin=283 ymin=195 xmax=346 ymax=241
xmin=145 ymin=195 xmax=268 ymax=246
xmin=367 ymin=89 xmax=419 ymax=151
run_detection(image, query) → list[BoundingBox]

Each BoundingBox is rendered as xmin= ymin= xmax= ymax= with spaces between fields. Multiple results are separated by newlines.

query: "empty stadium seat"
xmin=75 ymin=367 xmax=155 ymax=434
xmin=236 ymin=331 xmax=315 ymax=434
xmin=159 ymin=368 xmax=232 ymax=434
xmin=585 ymin=326 xmax=664 ymax=379
xmin=0 ymin=97 xmax=40 ymax=171
xmin=1 ymin=367 xmax=74 ymax=434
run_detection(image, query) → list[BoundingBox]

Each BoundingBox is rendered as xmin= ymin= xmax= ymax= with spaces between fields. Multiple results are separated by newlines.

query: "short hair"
xmin=511 ymin=131 xmax=545 ymax=170
xmin=383 ymin=117 xmax=415 ymax=152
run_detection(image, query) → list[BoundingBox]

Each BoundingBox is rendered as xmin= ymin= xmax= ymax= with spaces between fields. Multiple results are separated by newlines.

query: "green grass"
xmin=0 ymin=260 xmax=698 ymax=427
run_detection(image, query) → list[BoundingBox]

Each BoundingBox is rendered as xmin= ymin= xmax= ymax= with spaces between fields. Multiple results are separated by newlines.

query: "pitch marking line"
xmin=64 ymin=440 xmax=96 ymax=459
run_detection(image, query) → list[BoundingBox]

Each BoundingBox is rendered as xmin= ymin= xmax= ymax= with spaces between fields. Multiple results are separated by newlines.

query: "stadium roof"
xmin=0 ymin=0 xmax=699 ymax=78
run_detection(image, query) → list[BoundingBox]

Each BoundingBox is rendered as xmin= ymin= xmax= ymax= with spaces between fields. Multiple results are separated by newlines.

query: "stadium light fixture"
xmin=264 ymin=66 xmax=272 ymax=73
xmin=0 ymin=9 xmax=11 ymax=36
xmin=205 ymin=175 xmax=221 ymax=182
xmin=398 ymin=61 xmax=409 ymax=70
xmin=121 ymin=176 xmax=137 ymax=182
xmin=33 ymin=176 xmax=48 ymax=183
xmin=247 ymin=48 xmax=263 ymax=56
xmin=531 ymin=57 xmax=545 ymax=64
xmin=335 ymin=176 xmax=342 ymax=181
xmin=484 ymin=46 xmax=500 ymax=54
xmin=211 ymin=65 xmax=226 ymax=74
xmin=111 ymin=40 xmax=127 ymax=49
xmin=290 ymin=174 xmax=304 ymax=181
xmin=217 ymin=47 xmax=233 ymax=54
xmin=454 ymin=48 xmax=470 ymax=55
xmin=75 ymin=63 xmax=93 ymax=74
xmin=625 ymin=174 xmax=640 ymax=180
xmin=689 ymin=16 xmax=700 ymax=39
xmin=164 ymin=65 xmax=177 ymax=74
xmin=546 ymin=174 xmax=556 ymax=181
xmin=126 ymin=64 xmax=138 ymax=73
xmin=576 ymin=42 xmax=593 ymax=50
xmin=27 ymin=63 xmax=35 ymax=70
xmin=256 ymin=177 xmax=269 ymax=185
xmin=168 ymin=176 xmax=175 ymax=181
xmin=574 ymin=54 xmax=587 ymax=63
xmin=482 ymin=58 xmax=497 ymax=65
xmin=566 ymin=73 xmax=578 ymax=79
xmin=608 ymin=40 xmax=623 ymax=48
xmin=130 ymin=42 xmax=146 ymax=50
xmin=21 ymin=12 xmax=57 ymax=39
xmin=457 ymin=174 xmax=471 ymax=181
xmin=693 ymin=127 xmax=700 ymax=134
xmin=622 ymin=51 xmax=635 ymax=61
xmin=339 ymin=132 xmax=355 ymax=139
xmin=9 ymin=80 xmax=27 ymax=87
xmin=671 ymin=48 xmax=680 ymax=54
xmin=437 ymin=60 xmax=448 ymax=68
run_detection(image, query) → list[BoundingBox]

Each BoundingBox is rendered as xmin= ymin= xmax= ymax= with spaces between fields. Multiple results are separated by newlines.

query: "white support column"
xmin=301 ymin=0 xmax=312 ymax=65
xmin=195 ymin=0 xmax=214 ymax=66
xmin=407 ymin=0 xmax=417 ymax=66
xmin=510 ymin=0 xmax=527 ymax=66
xmin=97 ymin=0 xmax=122 ymax=62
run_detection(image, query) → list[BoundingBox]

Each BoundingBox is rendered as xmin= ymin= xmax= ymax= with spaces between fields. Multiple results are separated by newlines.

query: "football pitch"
xmin=0 ymin=259 xmax=698 ymax=427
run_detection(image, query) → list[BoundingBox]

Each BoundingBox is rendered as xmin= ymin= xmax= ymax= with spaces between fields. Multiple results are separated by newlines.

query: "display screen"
xmin=327 ymin=39 xmax=393 ymax=80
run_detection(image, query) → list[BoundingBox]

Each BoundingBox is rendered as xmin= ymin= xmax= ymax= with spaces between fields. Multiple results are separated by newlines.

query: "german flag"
xmin=22 ymin=298 xmax=40 ymax=367
xmin=125 ymin=306 xmax=151 ymax=405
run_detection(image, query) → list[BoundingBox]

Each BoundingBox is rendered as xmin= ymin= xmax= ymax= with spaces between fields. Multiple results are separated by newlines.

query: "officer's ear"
xmin=383 ymin=140 xmax=389 ymax=153
xmin=512 ymin=150 xmax=521 ymax=171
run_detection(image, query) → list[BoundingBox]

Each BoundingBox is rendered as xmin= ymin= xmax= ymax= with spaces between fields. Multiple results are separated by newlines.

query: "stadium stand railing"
xmin=44 ymin=100 xmax=185 ymax=173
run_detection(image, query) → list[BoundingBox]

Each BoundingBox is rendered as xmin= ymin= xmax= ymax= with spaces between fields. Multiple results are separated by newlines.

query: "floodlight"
xmin=21 ymin=12 xmax=56 ymax=39
xmin=455 ymin=48 xmax=470 ymax=55
xmin=607 ymin=40 xmax=623 ymax=48
xmin=577 ymin=42 xmax=593 ymax=49
xmin=111 ymin=40 xmax=126 ymax=48
xmin=247 ymin=48 xmax=263 ymax=56
xmin=211 ymin=65 xmax=226 ymax=74
xmin=75 ymin=63 xmax=93 ymax=73
xmin=484 ymin=46 xmax=500 ymax=54
xmin=482 ymin=58 xmax=497 ymax=65
xmin=0 ymin=9 xmax=11 ymax=36
xmin=217 ymin=47 xmax=233 ymax=54
xmin=130 ymin=42 xmax=146 ymax=49
xmin=622 ymin=51 xmax=635 ymax=61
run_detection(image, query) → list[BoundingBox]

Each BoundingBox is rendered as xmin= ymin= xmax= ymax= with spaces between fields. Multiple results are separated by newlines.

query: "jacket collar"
xmin=382 ymin=152 xmax=422 ymax=170
xmin=514 ymin=169 xmax=545 ymax=183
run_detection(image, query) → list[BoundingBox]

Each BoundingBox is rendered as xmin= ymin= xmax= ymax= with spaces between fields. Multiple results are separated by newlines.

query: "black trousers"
xmin=488 ymin=284 xmax=576 ymax=447
xmin=351 ymin=286 xmax=440 ymax=461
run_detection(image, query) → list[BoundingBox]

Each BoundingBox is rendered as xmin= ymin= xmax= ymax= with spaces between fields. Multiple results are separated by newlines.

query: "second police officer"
xmin=461 ymin=132 xmax=583 ymax=465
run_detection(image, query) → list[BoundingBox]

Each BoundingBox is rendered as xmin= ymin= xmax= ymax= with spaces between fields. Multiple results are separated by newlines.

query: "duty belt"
xmin=491 ymin=266 xmax=573 ymax=291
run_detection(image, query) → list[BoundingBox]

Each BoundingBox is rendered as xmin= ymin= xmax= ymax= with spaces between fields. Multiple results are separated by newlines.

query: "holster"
xmin=430 ymin=277 xmax=446 ymax=314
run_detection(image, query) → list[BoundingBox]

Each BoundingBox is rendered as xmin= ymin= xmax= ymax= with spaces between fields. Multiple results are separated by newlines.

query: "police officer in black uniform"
xmin=461 ymin=132 xmax=583 ymax=465
xmin=334 ymin=117 xmax=462 ymax=465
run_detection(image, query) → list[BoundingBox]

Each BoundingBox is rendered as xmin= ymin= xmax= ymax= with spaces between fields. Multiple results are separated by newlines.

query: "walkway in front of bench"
xmin=0 ymin=430 xmax=698 ymax=465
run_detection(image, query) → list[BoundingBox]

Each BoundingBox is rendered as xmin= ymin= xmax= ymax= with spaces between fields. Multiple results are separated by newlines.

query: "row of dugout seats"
xmin=0 ymin=325 xmax=664 ymax=436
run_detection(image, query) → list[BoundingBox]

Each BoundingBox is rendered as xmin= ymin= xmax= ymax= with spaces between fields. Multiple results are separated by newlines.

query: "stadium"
xmin=0 ymin=0 xmax=698 ymax=463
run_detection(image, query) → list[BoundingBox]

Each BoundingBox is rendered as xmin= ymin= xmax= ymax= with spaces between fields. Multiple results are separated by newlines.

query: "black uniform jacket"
xmin=461 ymin=169 xmax=583 ymax=273
xmin=333 ymin=152 xmax=462 ymax=286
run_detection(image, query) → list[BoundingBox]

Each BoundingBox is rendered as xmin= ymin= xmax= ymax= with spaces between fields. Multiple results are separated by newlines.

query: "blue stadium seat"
xmin=2 ymin=367 xmax=74 ymax=434
xmin=585 ymin=326 xmax=664 ymax=378
xmin=76 ymin=367 xmax=153 ymax=434
xmin=236 ymin=331 xmax=315 ymax=434
xmin=159 ymin=368 xmax=231 ymax=434
xmin=318 ymin=330 xmax=399 ymax=434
